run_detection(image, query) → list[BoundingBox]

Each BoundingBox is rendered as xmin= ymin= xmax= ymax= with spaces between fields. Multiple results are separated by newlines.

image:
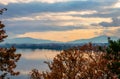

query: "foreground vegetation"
xmin=30 ymin=39 xmax=120 ymax=79
xmin=0 ymin=8 xmax=21 ymax=79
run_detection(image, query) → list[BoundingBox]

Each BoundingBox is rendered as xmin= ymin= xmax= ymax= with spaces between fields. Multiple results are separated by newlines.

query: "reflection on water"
xmin=21 ymin=49 xmax=60 ymax=60
xmin=13 ymin=49 xmax=60 ymax=79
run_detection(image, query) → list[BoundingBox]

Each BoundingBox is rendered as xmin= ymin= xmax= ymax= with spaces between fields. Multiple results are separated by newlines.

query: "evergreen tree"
xmin=106 ymin=37 xmax=120 ymax=78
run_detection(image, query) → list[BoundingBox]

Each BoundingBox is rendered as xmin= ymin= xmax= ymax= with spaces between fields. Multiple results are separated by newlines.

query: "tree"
xmin=0 ymin=8 xmax=21 ymax=79
xmin=106 ymin=38 xmax=120 ymax=78
xmin=30 ymin=43 xmax=115 ymax=79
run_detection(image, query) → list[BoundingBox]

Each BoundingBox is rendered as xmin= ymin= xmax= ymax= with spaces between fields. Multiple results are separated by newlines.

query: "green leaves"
xmin=106 ymin=38 xmax=120 ymax=78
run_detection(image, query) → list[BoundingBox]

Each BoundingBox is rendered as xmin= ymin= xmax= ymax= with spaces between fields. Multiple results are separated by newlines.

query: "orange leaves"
xmin=0 ymin=47 xmax=21 ymax=78
xmin=30 ymin=43 xmax=115 ymax=79
xmin=0 ymin=21 xmax=8 ymax=42
xmin=0 ymin=8 xmax=21 ymax=79
xmin=0 ymin=23 xmax=5 ymax=29
xmin=30 ymin=69 xmax=42 ymax=79
xmin=0 ymin=8 xmax=7 ymax=15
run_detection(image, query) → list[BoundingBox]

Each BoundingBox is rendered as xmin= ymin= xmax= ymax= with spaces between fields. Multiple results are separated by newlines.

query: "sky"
xmin=0 ymin=0 xmax=120 ymax=42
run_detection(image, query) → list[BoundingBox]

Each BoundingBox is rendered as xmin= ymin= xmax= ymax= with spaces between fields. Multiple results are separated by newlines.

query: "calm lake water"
xmin=11 ymin=49 xmax=60 ymax=79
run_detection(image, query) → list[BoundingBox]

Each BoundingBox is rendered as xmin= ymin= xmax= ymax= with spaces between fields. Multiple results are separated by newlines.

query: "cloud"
xmin=4 ymin=11 xmax=111 ymax=34
xmin=1 ymin=0 xmax=117 ymax=25
xmin=17 ymin=29 xmax=103 ymax=42
xmin=0 ymin=0 xmax=18 ymax=5
xmin=16 ymin=26 xmax=120 ymax=42
xmin=78 ymin=0 xmax=120 ymax=18
xmin=114 ymin=29 xmax=120 ymax=37
xmin=4 ymin=16 xmax=111 ymax=34
xmin=82 ymin=9 xmax=120 ymax=18
xmin=1 ymin=0 xmax=118 ymax=19
xmin=0 ymin=0 xmax=71 ymax=5
xmin=112 ymin=0 xmax=120 ymax=8
xmin=0 ymin=0 xmax=116 ymax=5
xmin=5 ymin=10 xmax=98 ymax=21
xmin=4 ymin=10 xmax=97 ymax=21
xmin=0 ymin=1 xmax=102 ymax=18
xmin=5 ymin=11 xmax=111 ymax=27
xmin=102 ymin=27 xmax=120 ymax=37
xmin=99 ymin=17 xmax=120 ymax=27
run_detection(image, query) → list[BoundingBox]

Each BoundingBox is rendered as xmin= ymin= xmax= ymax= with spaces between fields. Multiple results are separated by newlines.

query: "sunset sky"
xmin=0 ymin=0 xmax=120 ymax=42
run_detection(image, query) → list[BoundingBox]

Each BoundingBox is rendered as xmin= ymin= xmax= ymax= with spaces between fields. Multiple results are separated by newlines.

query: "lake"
xmin=10 ymin=49 xmax=60 ymax=79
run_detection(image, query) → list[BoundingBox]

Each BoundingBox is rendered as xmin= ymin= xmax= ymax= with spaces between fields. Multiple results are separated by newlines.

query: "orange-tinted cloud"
xmin=18 ymin=29 xmax=103 ymax=42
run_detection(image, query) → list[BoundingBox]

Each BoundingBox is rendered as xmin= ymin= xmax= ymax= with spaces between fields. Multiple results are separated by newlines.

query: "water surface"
xmin=11 ymin=49 xmax=60 ymax=79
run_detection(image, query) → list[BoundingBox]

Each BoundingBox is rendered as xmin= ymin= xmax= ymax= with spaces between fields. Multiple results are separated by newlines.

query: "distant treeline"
xmin=0 ymin=43 xmax=108 ymax=50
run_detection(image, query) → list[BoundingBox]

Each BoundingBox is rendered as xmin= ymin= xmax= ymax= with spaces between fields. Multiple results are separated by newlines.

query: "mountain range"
xmin=70 ymin=35 xmax=119 ymax=43
xmin=2 ymin=35 xmax=119 ymax=44
xmin=3 ymin=37 xmax=59 ymax=44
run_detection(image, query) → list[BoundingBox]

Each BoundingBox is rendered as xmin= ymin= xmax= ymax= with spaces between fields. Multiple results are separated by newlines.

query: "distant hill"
xmin=70 ymin=35 xmax=119 ymax=43
xmin=2 ymin=36 xmax=120 ymax=44
xmin=3 ymin=37 xmax=59 ymax=44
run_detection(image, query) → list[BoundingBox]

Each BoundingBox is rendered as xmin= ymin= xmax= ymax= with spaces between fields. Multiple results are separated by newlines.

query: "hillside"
xmin=70 ymin=35 xmax=119 ymax=43
xmin=3 ymin=37 xmax=59 ymax=44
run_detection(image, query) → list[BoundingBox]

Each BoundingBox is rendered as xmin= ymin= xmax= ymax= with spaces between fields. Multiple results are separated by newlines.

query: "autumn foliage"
xmin=30 ymin=41 xmax=120 ymax=79
xmin=0 ymin=8 xmax=21 ymax=79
